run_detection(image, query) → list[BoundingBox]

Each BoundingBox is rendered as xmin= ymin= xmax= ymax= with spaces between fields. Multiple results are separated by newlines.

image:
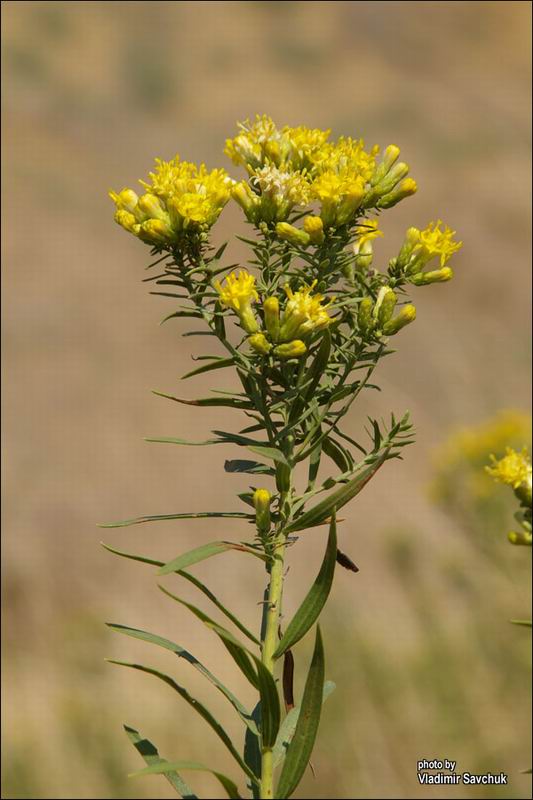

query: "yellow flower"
xmin=225 ymin=116 xmax=331 ymax=173
xmin=214 ymin=270 xmax=259 ymax=334
xmin=283 ymin=125 xmax=331 ymax=171
xmin=486 ymin=447 xmax=532 ymax=490
xmin=233 ymin=165 xmax=311 ymax=224
xmin=353 ymin=220 xmax=382 ymax=270
xmin=355 ymin=220 xmax=383 ymax=248
xmin=225 ymin=115 xmax=282 ymax=170
xmin=110 ymin=156 xmax=233 ymax=249
xmin=419 ymin=221 xmax=462 ymax=267
xmin=303 ymin=215 xmax=325 ymax=244
xmin=279 ymin=281 xmax=333 ymax=340
xmin=311 ymin=171 xmax=365 ymax=226
xmin=312 ymin=137 xmax=379 ymax=184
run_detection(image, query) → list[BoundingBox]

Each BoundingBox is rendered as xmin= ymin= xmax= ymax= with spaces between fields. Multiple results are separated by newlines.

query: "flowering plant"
xmin=102 ymin=115 xmax=462 ymax=799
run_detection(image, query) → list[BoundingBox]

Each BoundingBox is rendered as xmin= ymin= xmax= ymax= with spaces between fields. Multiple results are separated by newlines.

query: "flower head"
xmin=233 ymin=165 xmax=310 ymax=224
xmin=110 ymin=156 xmax=232 ymax=249
xmin=419 ymin=221 xmax=462 ymax=267
xmin=280 ymin=281 xmax=333 ymax=340
xmin=486 ymin=447 xmax=532 ymax=491
xmin=214 ymin=270 xmax=259 ymax=334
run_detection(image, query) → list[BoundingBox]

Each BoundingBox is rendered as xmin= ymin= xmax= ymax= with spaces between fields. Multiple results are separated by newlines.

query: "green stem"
xmin=259 ymin=484 xmax=291 ymax=799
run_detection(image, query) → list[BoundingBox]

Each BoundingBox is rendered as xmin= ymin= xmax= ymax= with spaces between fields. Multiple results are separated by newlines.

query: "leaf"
xmin=109 ymin=625 xmax=257 ymax=734
xmin=211 ymin=432 xmax=290 ymax=467
xmin=243 ymin=703 xmax=262 ymax=799
xmin=224 ymin=460 xmax=275 ymax=476
xmin=153 ymin=390 xmax=251 ymax=409
xmin=108 ymin=660 xmax=255 ymax=784
xmin=285 ymin=450 xmax=389 ymax=533
xmin=276 ymin=627 xmax=326 ymax=799
xmin=510 ymin=619 xmax=532 ymax=627
xmin=98 ymin=512 xmax=251 ymax=529
xmin=100 ymin=543 xmax=260 ymax=645
xmin=274 ymin=512 xmax=337 ymax=658
xmin=255 ymin=659 xmax=281 ymax=748
xmin=182 ymin=358 xmax=235 ymax=379
xmin=159 ymin=541 xmax=265 ymax=576
xmin=124 ymin=725 xmax=198 ymax=799
xmin=130 ymin=761 xmax=243 ymax=799
xmin=272 ymin=682 xmax=335 ymax=769
xmin=322 ymin=437 xmax=354 ymax=473
xmin=159 ymin=586 xmax=260 ymax=690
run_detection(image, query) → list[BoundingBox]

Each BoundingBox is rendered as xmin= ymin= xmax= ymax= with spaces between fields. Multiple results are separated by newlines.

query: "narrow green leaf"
xmin=247 ymin=445 xmax=291 ymax=465
xmin=243 ymin=703 xmax=262 ymax=799
xmin=182 ymin=358 xmax=235 ymax=379
xmin=108 ymin=660 xmax=256 ymax=784
xmin=159 ymin=586 xmax=259 ymax=690
xmin=98 ymin=512 xmax=251 ymax=529
xmin=285 ymin=450 xmax=389 ymax=533
xmin=159 ymin=541 xmax=265 ymax=576
xmin=255 ymin=659 xmax=281 ymax=748
xmin=153 ymin=390 xmax=251 ymax=409
xmin=272 ymin=682 xmax=335 ymax=769
xmin=124 ymin=725 xmax=198 ymax=798
xmin=224 ymin=460 xmax=275 ymax=476
xmin=510 ymin=619 xmax=532 ymax=627
xmin=109 ymin=625 xmax=257 ymax=734
xmin=100 ymin=543 xmax=260 ymax=645
xmin=130 ymin=761 xmax=243 ymax=799
xmin=276 ymin=627 xmax=326 ymax=799
xmin=274 ymin=512 xmax=337 ymax=658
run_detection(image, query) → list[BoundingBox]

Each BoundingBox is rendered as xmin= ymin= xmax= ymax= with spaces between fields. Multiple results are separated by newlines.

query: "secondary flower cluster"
xmin=486 ymin=446 xmax=532 ymax=545
xmin=214 ymin=271 xmax=333 ymax=359
xmin=227 ymin=115 xmax=417 ymax=229
xmin=486 ymin=447 xmax=532 ymax=497
xmin=110 ymin=156 xmax=233 ymax=249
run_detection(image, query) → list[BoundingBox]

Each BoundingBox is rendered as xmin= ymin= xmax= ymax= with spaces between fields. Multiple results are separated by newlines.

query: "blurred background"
xmin=2 ymin=2 xmax=532 ymax=798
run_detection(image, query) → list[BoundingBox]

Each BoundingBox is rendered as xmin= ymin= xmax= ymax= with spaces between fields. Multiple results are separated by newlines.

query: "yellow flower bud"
xmin=114 ymin=209 xmax=139 ymax=234
xmin=383 ymin=144 xmax=401 ymax=171
xmin=273 ymin=340 xmax=307 ymax=359
xmin=248 ymin=333 xmax=272 ymax=355
xmin=138 ymin=218 xmax=172 ymax=245
xmin=263 ymin=297 xmax=280 ymax=341
xmin=378 ymin=178 xmax=418 ymax=209
xmin=275 ymin=222 xmax=310 ymax=247
xmin=253 ymin=488 xmax=272 ymax=533
xmin=374 ymin=287 xmax=397 ymax=327
xmin=231 ymin=182 xmax=256 ymax=218
xmin=382 ymin=304 xmax=416 ymax=335
xmin=508 ymin=530 xmax=533 ymax=546
xmin=109 ymin=188 xmax=139 ymax=214
xmin=137 ymin=193 xmax=168 ymax=221
xmin=410 ymin=267 xmax=454 ymax=286
xmin=357 ymin=297 xmax=374 ymax=336
xmin=303 ymin=215 xmax=325 ymax=245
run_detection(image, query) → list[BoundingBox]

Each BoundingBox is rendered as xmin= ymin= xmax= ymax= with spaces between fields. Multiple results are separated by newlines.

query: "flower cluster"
xmin=214 ymin=271 xmax=333 ymax=359
xmin=225 ymin=115 xmax=418 ymax=231
xmin=110 ymin=155 xmax=233 ymax=249
xmin=486 ymin=446 xmax=532 ymax=545
xmin=393 ymin=221 xmax=462 ymax=285
xmin=486 ymin=447 xmax=532 ymax=493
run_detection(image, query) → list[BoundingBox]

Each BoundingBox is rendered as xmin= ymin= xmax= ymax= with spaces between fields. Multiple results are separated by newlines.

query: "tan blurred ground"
xmin=2 ymin=2 xmax=532 ymax=799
